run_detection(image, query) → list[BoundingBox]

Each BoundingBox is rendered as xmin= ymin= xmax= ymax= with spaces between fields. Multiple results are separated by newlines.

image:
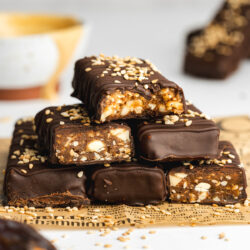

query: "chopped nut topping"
xmin=85 ymin=67 xmax=92 ymax=72
xmin=46 ymin=118 xmax=53 ymax=123
xmin=45 ymin=109 xmax=51 ymax=115
xmin=189 ymin=1 xmax=248 ymax=58
xmin=77 ymin=171 xmax=84 ymax=178
xmin=185 ymin=120 xmax=192 ymax=126
xmin=151 ymin=79 xmax=158 ymax=84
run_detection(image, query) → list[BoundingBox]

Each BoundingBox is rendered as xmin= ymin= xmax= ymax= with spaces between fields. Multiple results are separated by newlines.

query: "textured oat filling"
xmin=169 ymin=171 xmax=244 ymax=203
xmin=100 ymin=88 xmax=184 ymax=122
xmin=54 ymin=127 xmax=132 ymax=164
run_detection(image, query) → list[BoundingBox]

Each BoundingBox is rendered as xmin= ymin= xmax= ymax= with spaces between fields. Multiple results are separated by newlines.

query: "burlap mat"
xmin=0 ymin=116 xmax=249 ymax=229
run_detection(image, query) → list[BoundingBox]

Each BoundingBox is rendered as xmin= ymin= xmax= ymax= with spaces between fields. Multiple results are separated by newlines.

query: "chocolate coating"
xmin=0 ymin=218 xmax=56 ymax=250
xmin=72 ymin=56 xmax=186 ymax=121
xmin=88 ymin=163 xmax=167 ymax=206
xmin=184 ymin=2 xmax=250 ymax=79
xmin=136 ymin=104 xmax=220 ymax=162
xmin=4 ymin=120 xmax=90 ymax=207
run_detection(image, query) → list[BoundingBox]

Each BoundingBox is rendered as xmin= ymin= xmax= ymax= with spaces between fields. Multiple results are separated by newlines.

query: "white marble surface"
xmin=0 ymin=0 xmax=249 ymax=249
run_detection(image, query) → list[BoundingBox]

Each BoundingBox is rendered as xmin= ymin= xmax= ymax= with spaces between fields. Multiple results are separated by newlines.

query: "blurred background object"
xmin=0 ymin=13 xmax=87 ymax=100
xmin=0 ymin=0 xmax=249 ymax=138
xmin=183 ymin=0 xmax=250 ymax=79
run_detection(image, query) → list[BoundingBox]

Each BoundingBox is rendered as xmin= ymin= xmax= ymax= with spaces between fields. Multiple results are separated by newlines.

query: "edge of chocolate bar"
xmin=4 ymin=119 xmax=90 ymax=208
xmin=136 ymin=104 xmax=220 ymax=162
xmin=0 ymin=218 xmax=57 ymax=250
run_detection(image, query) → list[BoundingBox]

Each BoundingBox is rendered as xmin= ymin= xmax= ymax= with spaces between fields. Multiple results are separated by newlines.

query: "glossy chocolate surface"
xmin=136 ymin=104 xmax=220 ymax=161
xmin=88 ymin=163 xmax=167 ymax=206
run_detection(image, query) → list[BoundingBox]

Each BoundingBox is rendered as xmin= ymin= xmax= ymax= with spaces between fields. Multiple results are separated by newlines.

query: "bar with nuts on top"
xmin=166 ymin=141 xmax=247 ymax=205
xmin=135 ymin=103 xmax=220 ymax=162
xmin=184 ymin=0 xmax=250 ymax=79
xmin=35 ymin=104 xmax=134 ymax=165
xmin=72 ymin=55 xmax=186 ymax=123
xmin=4 ymin=118 xmax=90 ymax=207
xmin=88 ymin=162 xmax=167 ymax=206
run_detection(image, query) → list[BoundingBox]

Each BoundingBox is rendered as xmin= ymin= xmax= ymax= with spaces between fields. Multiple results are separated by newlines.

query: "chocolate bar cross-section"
xmin=166 ymin=141 xmax=247 ymax=205
xmin=35 ymin=104 xmax=134 ymax=165
xmin=72 ymin=55 xmax=186 ymax=122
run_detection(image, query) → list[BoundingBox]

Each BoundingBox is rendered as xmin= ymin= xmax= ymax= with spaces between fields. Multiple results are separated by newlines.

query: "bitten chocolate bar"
xmin=184 ymin=1 xmax=250 ymax=79
xmin=4 ymin=119 xmax=90 ymax=207
xmin=0 ymin=218 xmax=56 ymax=250
xmin=35 ymin=104 xmax=133 ymax=165
xmin=135 ymin=104 xmax=219 ymax=162
xmin=72 ymin=55 xmax=186 ymax=122
xmin=88 ymin=163 xmax=167 ymax=206
xmin=166 ymin=141 xmax=247 ymax=205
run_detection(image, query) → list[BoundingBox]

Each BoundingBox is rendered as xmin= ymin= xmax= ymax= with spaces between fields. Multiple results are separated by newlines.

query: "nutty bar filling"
xmin=100 ymin=88 xmax=184 ymax=122
xmin=54 ymin=125 xmax=132 ymax=164
xmin=168 ymin=167 xmax=245 ymax=204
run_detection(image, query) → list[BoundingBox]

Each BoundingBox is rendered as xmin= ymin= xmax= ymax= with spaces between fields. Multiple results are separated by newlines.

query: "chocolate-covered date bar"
xmin=166 ymin=141 xmax=247 ymax=205
xmin=72 ymin=55 xmax=186 ymax=122
xmin=184 ymin=1 xmax=250 ymax=79
xmin=35 ymin=104 xmax=133 ymax=165
xmin=88 ymin=163 xmax=167 ymax=206
xmin=4 ymin=119 xmax=90 ymax=207
xmin=136 ymin=104 xmax=219 ymax=161
xmin=0 ymin=218 xmax=56 ymax=250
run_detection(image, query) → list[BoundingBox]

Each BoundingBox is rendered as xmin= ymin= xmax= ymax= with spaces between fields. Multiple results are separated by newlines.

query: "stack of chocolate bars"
xmin=184 ymin=0 xmax=250 ymax=79
xmin=4 ymin=55 xmax=247 ymax=208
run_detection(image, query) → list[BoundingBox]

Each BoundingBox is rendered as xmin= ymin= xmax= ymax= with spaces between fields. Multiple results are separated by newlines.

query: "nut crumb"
xmin=185 ymin=120 xmax=192 ymax=126
xmin=104 ymin=244 xmax=112 ymax=248
xmin=219 ymin=232 xmax=225 ymax=239
xmin=77 ymin=171 xmax=84 ymax=178
xmin=46 ymin=118 xmax=53 ymax=123
xmin=148 ymin=230 xmax=156 ymax=234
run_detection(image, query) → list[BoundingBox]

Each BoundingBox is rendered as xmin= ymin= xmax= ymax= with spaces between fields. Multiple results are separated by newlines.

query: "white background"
xmin=0 ymin=0 xmax=249 ymax=249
